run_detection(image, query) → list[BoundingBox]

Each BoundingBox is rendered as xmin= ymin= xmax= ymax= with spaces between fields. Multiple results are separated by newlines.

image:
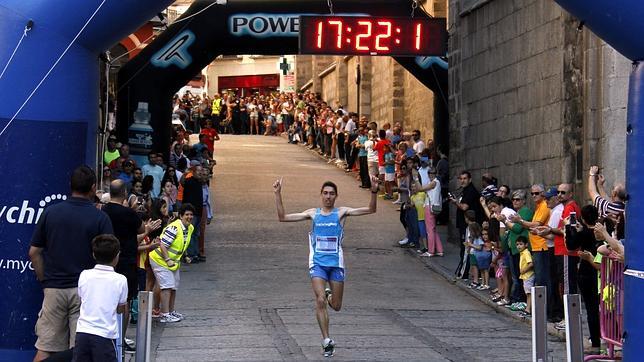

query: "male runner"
xmin=273 ymin=176 xmax=379 ymax=357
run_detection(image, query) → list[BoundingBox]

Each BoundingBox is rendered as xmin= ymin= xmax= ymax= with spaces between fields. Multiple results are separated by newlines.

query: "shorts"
xmin=150 ymin=259 xmax=180 ymax=290
xmin=35 ymin=288 xmax=81 ymax=352
xmin=378 ymin=166 xmax=386 ymax=175
xmin=522 ymin=276 xmax=535 ymax=294
xmin=309 ymin=264 xmax=345 ymax=282
xmin=469 ymin=253 xmax=478 ymax=267
xmin=417 ymin=220 xmax=427 ymax=237
xmin=475 ymin=251 xmax=492 ymax=270
xmin=115 ymin=263 xmax=138 ymax=300
xmin=73 ymin=332 xmax=117 ymax=362
xmin=368 ymin=161 xmax=379 ymax=176
xmin=385 ymin=172 xmax=395 ymax=182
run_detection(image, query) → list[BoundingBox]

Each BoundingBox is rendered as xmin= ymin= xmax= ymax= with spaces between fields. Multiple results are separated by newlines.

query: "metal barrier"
xmin=584 ymin=257 xmax=624 ymax=361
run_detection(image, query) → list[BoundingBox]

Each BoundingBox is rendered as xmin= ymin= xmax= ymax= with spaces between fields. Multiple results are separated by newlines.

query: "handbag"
xmin=431 ymin=204 xmax=442 ymax=215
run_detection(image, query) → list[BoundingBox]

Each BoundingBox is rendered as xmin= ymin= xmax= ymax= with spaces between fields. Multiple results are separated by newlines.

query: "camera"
xmin=569 ymin=211 xmax=577 ymax=226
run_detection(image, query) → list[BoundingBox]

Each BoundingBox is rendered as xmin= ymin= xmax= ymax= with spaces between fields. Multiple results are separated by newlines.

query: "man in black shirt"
xmin=102 ymin=180 xmax=144 ymax=351
xmin=182 ymin=165 xmax=205 ymax=262
xmin=29 ymin=166 xmax=113 ymax=361
xmin=449 ymin=171 xmax=483 ymax=279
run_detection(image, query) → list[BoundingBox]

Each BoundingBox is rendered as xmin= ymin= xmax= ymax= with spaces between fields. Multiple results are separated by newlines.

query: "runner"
xmin=272 ymin=176 xmax=379 ymax=358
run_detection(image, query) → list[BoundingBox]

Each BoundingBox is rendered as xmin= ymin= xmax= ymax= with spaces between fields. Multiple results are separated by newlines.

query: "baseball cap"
xmin=544 ymin=187 xmax=558 ymax=199
xmin=189 ymin=160 xmax=201 ymax=167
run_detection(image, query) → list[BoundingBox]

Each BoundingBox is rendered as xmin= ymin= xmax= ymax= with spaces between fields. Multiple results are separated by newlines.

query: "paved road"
xmin=150 ymin=135 xmax=566 ymax=361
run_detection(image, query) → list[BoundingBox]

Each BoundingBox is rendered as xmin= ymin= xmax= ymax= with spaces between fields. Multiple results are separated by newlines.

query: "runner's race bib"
xmin=316 ymin=236 xmax=339 ymax=254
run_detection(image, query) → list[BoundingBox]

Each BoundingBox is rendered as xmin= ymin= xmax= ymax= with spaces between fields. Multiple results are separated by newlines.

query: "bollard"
xmin=564 ymin=294 xmax=584 ymax=362
xmin=135 ymin=291 xmax=153 ymax=362
xmin=531 ymin=286 xmax=548 ymax=362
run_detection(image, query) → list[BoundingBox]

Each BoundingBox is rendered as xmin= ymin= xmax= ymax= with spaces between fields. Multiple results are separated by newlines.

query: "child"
xmin=398 ymin=164 xmax=419 ymax=248
xmin=410 ymin=182 xmax=429 ymax=256
xmin=73 ymin=234 xmax=128 ymax=362
xmin=516 ymin=236 xmax=534 ymax=316
xmin=457 ymin=210 xmax=477 ymax=279
xmin=383 ymin=144 xmax=396 ymax=200
xmin=464 ymin=222 xmax=483 ymax=288
xmin=474 ymin=228 xmax=493 ymax=290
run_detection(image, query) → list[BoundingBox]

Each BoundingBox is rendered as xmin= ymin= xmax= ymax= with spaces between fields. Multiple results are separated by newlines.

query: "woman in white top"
xmin=421 ymin=168 xmax=444 ymax=256
xmin=248 ymin=99 xmax=259 ymax=135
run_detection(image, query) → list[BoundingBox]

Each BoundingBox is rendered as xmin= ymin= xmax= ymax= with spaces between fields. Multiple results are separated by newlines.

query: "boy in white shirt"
xmin=73 ymin=234 xmax=128 ymax=362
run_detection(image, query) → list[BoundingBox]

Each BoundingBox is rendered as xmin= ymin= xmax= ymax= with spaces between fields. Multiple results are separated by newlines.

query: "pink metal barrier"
xmin=584 ymin=257 xmax=624 ymax=361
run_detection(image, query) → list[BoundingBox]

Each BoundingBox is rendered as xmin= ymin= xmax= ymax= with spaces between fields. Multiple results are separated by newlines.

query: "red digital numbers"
xmin=301 ymin=16 xmax=447 ymax=56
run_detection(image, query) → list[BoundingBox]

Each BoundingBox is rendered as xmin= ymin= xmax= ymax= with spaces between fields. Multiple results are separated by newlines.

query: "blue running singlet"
xmin=309 ymin=208 xmax=345 ymax=269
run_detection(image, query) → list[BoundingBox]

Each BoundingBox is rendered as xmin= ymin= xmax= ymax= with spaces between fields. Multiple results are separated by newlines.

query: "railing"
xmin=584 ymin=257 xmax=624 ymax=361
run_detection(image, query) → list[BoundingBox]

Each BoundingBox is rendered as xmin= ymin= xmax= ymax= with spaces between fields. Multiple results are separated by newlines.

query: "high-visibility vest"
xmin=148 ymin=219 xmax=194 ymax=271
xmin=212 ymin=98 xmax=222 ymax=115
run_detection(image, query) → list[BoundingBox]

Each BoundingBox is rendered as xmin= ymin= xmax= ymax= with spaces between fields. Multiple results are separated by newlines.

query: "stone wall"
xmin=403 ymin=72 xmax=436 ymax=141
xmin=449 ymin=0 xmax=628 ymax=203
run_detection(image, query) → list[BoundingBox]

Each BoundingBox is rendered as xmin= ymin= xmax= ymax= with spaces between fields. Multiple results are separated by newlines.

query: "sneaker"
xmin=477 ymin=285 xmax=490 ymax=291
xmin=505 ymin=302 xmax=518 ymax=309
xmin=436 ymin=253 xmax=444 ymax=257
xmin=496 ymin=298 xmax=510 ymax=306
xmin=398 ymin=238 xmax=409 ymax=246
xmin=510 ymin=302 xmax=527 ymax=311
xmin=554 ymin=320 xmax=566 ymax=330
xmin=420 ymin=252 xmax=432 ymax=257
xmin=519 ymin=311 xmax=532 ymax=319
xmin=467 ymin=282 xmax=479 ymax=289
xmin=170 ymin=311 xmax=184 ymax=320
xmin=323 ymin=338 xmax=335 ymax=358
xmin=159 ymin=313 xmax=181 ymax=323
xmin=325 ymin=287 xmax=332 ymax=303
xmin=124 ymin=337 xmax=136 ymax=352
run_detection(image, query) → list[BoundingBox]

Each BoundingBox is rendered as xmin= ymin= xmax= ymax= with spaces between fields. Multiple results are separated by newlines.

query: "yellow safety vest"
xmin=211 ymin=98 xmax=222 ymax=115
xmin=148 ymin=219 xmax=194 ymax=271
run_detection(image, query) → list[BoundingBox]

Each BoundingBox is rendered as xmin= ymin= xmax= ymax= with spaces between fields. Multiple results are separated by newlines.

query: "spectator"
xmin=169 ymin=142 xmax=186 ymax=169
xmin=588 ymin=165 xmax=626 ymax=220
xmin=182 ymin=165 xmax=205 ymax=263
xmin=485 ymin=196 xmax=515 ymax=305
xmin=103 ymin=135 xmax=120 ymax=166
xmin=117 ymin=160 xmax=135 ymax=187
xmin=511 ymin=184 xmax=550 ymax=289
xmin=412 ymin=129 xmax=425 ymax=154
xmin=148 ymin=203 xmax=196 ymax=323
xmin=29 ymin=165 xmax=114 ymax=361
xmin=450 ymin=171 xmax=482 ymax=279
xmin=516 ymin=236 xmax=534 ymax=316
xmin=565 ymin=205 xmax=601 ymax=352
xmin=499 ymin=190 xmax=532 ymax=305
xmin=72 ymin=234 xmax=128 ymax=362
xmin=419 ymin=167 xmax=443 ymax=257
xmin=102 ymin=180 xmax=145 ymax=351
xmin=480 ymin=173 xmax=498 ymax=200
xmin=142 ymin=153 xmax=165 ymax=197
xmin=356 ymin=127 xmax=370 ymax=189
xmin=109 ymin=144 xmax=135 ymax=172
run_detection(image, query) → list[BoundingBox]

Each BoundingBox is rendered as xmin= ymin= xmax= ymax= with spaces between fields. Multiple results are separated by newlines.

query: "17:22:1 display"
xmin=299 ymin=16 xmax=447 ymax=56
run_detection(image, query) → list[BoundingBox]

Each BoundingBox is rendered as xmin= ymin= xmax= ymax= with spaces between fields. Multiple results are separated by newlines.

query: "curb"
xmin=405 ymin=248 xmax=567 ymax=341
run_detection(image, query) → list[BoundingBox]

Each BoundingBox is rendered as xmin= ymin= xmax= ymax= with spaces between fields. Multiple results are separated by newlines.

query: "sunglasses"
xmin=557 ymin=191 xmax=567 ymax=195
xmin=531 ymin=192 xmax=542 ymax=196
xmin=512 ymin=198 xmax=523 ymax=201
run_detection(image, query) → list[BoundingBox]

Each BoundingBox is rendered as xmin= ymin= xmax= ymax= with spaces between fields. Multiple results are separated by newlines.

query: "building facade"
xmin=448 ymin=0 xmax=628 ymax=202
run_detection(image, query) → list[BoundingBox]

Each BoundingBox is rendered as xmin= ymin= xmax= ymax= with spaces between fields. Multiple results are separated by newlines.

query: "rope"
xmin=0 ymin=23 xmax=32 ymax=81
xmin=0 ymin=0 xmax=107 ymax=138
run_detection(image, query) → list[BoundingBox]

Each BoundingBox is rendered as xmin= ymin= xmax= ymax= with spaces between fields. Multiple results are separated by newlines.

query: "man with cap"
xmin=103 ymin=135 xmax=120 ymax=166
xmin=533 ymin=187 xmax=565 ymax=321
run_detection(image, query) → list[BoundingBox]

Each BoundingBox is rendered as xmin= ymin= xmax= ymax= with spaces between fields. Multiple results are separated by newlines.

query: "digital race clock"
xmin=299 ymin=16 xmax=447 ymax=56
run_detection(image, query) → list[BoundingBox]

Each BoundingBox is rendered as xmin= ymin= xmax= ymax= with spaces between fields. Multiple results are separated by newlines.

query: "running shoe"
xmin=124 ymin=337 xmax=136 ymax=353
xmin=496 ymin=298 xmax=510 ymax=306
xmin=509 ymin=302 xmax=527 ymax=311
xmin=159 ymin=313 xmax=181 ymax=323
xmin=323 ymin=339 xmax=335 ymax=358
xmin=554 ymin=320 xmax=566 ymax=330
xmin=170 ymin=311 xmax=184 ymax=320
xmin=477 ymin=284 xmax=490 ymax=291
xmin=420 ymin=252 xmax=432 ymax=257
xmin=398 ymin=237 xmax=409 ymax=246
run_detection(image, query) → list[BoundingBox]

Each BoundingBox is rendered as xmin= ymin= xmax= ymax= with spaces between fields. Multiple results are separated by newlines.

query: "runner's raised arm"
xmin=273 ymin=177 xmax=315 ymax=222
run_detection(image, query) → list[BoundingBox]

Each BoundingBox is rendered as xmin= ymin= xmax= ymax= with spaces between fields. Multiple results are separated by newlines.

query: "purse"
xmin=431 ymin=204 xmax=442 ymax=215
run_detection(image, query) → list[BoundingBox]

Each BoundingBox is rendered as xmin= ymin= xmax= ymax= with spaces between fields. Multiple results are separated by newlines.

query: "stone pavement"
xmin=145 ymin=135 xmax=567 ymax=361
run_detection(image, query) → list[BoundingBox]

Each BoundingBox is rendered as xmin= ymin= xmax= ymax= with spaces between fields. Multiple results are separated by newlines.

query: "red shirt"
xmin=200 ymin=128 xmax=218 ymax=153
xmin=373 ymin=139 xmax=391 ymax=167
xmin=554 ymin=200 xmax=582 ymax=256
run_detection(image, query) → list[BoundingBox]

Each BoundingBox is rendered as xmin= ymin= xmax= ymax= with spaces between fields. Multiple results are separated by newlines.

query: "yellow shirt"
xmin=529 ymin=199 xmax=550 ymax=251
xmin=519 ymin=249 xmax=535 ymax=280
xmin=411 ymin=192 xmax=426 ymax=220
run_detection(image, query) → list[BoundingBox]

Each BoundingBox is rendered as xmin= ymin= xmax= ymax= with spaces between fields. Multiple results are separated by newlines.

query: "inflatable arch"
xmin=115 ymin=0 xmax=448 ymax=156
xmin=0 ymin=0 xmax=445 ymax=358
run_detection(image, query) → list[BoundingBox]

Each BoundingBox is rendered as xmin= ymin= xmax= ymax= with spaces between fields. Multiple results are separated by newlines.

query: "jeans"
xmin=404 ymin=206 xmax=419 ymax=246
xmin=508 ymin=252 xmax=526 ymax=302
xmin=186 ymin=214 xmax=201 ymax=258
xmin=456 ymin=227 xmax=470 ymax=279
xmin=358 ymin=156 xmax=370 ymax=187
xmin=532 ymin=250 xmax=550 ymax=289
xmin=336 ymin=132 xmax=345 ymax=160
